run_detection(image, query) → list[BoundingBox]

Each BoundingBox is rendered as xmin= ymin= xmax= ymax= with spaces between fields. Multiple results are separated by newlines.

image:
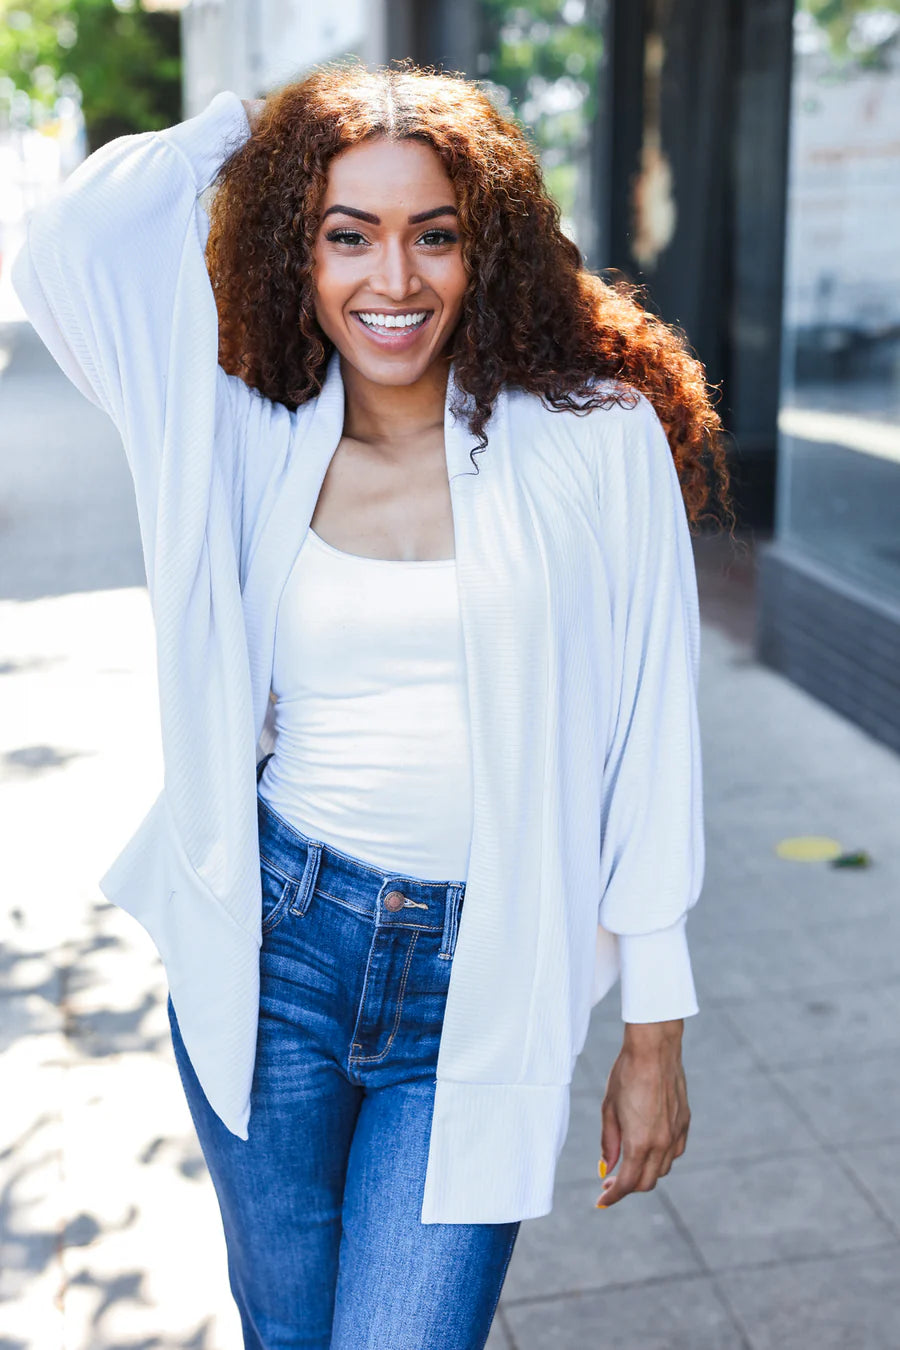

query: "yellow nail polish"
xmin=595 ymin=1201 xmax=607 ymax=1209
xmin=598 ymin=1159 xmax=607 ymax=1178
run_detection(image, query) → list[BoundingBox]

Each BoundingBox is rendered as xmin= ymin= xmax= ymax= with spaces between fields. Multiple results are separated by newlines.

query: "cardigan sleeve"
xmin=595 ymin=391 xmax=704 ymax=1024
xmin=10 ymin=91 xmax=253 ymax=506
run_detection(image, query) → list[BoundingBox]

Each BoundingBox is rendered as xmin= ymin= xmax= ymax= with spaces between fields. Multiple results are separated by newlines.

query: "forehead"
xmin=322 ymin=137 xmax=455 ymax=208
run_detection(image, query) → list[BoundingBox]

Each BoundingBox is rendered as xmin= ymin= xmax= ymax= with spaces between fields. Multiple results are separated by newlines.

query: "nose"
xmin=369 ymin=237 xmax=423 ymax=302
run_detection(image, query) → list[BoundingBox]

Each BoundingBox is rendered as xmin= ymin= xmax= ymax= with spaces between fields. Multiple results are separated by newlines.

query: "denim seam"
xmin=350 ymin=931 xmax=419 ymax=1065
xmin=260 ymin=871 xmax=295 ymax=936
xmin=478 ymin=1225 xmax=520 ymax=1345
xmin=314 ymin=890 xmax=375 ymax=920
xmin=290 ymin=839 xmax=322 ymax=916
xmin=258 ymin=851 xmax=295 ymax=883
xmin=439 ymin=883 xmax=463 ymax=960
xmin=312 ymin=886 xmax=443 ymax=934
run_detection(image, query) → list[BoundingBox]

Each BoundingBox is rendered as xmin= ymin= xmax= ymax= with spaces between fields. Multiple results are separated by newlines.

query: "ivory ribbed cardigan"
xmin=12 ymin=91 xmax=704 ymax=1224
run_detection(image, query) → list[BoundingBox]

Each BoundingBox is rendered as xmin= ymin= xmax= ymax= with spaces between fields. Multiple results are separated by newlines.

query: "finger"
xmin=634 ymin=1146 xmax=668 ymax=1193
xmin=662 ymin=1121 xmax=689 ymax=1173
xmin=596 ymin=1148 xmax=647 ymax=1208
xmin=651 ymin=1112 xmax=690 ymax=1181
xmin=600 ymin=1097 xmax=622 ymax=1175
xmin=656 ymin=1145 xmax=676 ymax=1178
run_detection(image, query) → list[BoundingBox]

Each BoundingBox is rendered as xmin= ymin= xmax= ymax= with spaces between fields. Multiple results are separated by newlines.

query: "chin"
xmin=338 ymin=348 xmax=445 ymax=386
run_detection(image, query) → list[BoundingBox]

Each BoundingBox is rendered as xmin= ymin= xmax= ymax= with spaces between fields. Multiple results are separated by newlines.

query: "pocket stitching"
xmin=260 ymin=861 xmax=292 ymax=935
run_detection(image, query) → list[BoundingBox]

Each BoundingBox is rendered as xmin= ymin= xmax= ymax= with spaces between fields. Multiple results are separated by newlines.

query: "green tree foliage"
xmin=480 ymin=0 xmax=605 ymax=121
xmin=477 ymin=0 xmax=605 ymax=241
xmin=803 ymin=0 xmax=900 ymax=66
xmin=0 ymin=0 xmax=180 ymax=147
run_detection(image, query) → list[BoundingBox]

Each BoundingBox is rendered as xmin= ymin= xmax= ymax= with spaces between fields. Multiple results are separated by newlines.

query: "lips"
xmin=351 ymin=310 xmax=435 ymax=349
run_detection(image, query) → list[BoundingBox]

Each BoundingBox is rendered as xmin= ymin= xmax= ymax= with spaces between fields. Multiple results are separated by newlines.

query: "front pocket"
xmin=259 ymin=856 xmax=293 ymax=934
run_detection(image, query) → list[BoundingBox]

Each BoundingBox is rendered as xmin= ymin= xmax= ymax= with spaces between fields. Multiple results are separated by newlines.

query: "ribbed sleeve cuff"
xmin=157 ymin=89 xmax=252 ymax=191
xmin=618 ymin=912 xmax=700 ymax=1023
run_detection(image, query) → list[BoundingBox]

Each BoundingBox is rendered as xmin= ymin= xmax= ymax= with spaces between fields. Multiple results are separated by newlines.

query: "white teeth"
xmin=358 ymin=311 xmax=428 ymax=331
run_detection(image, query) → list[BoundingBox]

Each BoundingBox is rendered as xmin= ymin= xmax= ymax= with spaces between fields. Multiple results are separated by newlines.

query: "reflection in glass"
xmin=778 ymin=1 xmax=900 ymax=602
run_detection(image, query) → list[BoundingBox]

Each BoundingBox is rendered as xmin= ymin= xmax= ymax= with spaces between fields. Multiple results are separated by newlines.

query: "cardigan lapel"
xmin=242 ymin=352 xmax=499 ymax=744
xmin=435 ymin=376 xmax=557 ymax=1080
xmin=241 ymin=352 xmax=345 ymax=745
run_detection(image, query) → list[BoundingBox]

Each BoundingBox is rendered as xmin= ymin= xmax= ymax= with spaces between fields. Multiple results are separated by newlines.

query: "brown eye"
xmin=324 ymin=229 xmax=368 ymax=247
xmin=419 ymin=229 xmax=458 ymax=246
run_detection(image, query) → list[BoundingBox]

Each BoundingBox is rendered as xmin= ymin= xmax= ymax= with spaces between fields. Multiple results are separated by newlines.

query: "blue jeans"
xmin=166 ymin=762 xmax=521 ymax=1348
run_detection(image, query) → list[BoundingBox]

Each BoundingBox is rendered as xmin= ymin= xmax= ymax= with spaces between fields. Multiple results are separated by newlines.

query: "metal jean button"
xmin=383 ymin=890 xmax=406 ymax=912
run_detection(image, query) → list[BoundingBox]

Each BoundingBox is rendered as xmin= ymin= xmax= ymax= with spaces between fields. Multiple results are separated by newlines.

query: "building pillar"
xmin=603 ymin=0 xmax=794 ymax=528
xmin=384 ymin=0 xmax=481 ymax=72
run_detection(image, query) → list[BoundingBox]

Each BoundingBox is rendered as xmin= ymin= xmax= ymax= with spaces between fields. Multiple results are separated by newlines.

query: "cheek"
xmin=431 ymin=257 xmax=468 ymax=313
xmin=312 ymin=251 xmax=361 ymax=310
xmin=311 ymin=257 xmax=341 ymax=314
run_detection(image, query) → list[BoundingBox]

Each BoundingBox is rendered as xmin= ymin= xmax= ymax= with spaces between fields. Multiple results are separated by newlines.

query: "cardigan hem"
xmin=420 ymin=1078 xmax=571 ymax=1224
xmin=98 ymin=791 xmax=259 ymax=1140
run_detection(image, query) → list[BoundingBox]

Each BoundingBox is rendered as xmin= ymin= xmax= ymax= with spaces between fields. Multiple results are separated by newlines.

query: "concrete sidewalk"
xmin=3 ymin=319 xmax=900 ymax=1348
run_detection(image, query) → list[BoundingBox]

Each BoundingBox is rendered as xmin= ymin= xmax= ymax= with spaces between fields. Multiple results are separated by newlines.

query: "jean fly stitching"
xmin=349 ymin=930 xmax=419 ymax=1065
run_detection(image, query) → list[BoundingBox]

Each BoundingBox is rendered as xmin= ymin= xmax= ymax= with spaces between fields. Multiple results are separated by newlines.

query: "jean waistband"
xmin=255 ymin=755 xmax=466 ymax=946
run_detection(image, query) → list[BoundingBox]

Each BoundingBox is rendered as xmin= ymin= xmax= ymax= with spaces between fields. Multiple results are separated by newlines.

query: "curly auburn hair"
xmin=206 ymin=60 xmax=732 ymax=531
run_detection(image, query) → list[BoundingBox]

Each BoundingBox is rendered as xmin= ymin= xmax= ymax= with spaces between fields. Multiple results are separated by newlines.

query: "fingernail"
xmin=595 ymin=1200 xmax=608 ymax=1209
xmin=598 ymin=1159 xmax=607 ymax=1179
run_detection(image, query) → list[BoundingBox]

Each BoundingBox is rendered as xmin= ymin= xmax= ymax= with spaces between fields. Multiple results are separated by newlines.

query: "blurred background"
xmin=2 ymin=3 xmax=900 ymax=1348
xmin=4 ymin=0 xmax=899 ymax=744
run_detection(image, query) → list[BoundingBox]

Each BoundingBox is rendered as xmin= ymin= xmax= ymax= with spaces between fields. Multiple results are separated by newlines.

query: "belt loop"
xmin=440 ymin=884 xmax=464 ymax=960
xmin=290 ymin=839 xmax=323 ymax=917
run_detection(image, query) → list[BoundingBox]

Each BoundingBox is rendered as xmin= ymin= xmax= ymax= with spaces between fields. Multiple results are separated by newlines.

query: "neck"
xmin=339 ymin=353 xmax=451 ymax=459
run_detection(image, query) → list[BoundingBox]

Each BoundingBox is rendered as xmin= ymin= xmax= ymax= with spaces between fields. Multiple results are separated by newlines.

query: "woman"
xmin=14 ymin=60 xmax=731 ymax=1350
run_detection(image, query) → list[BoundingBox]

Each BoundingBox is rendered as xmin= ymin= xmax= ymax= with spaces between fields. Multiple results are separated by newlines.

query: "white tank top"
xmin=257 ymin=527 xmax=473 ymax=882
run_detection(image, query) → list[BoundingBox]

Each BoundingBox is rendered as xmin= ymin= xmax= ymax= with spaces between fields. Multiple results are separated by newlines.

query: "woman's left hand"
xmin=596 ymin=1019 xmax=690 ymax=1208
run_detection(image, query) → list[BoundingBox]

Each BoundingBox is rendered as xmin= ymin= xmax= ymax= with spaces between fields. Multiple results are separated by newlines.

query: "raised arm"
xmin=11 ymin=91 xmax=253 ymax=500
xmin=595 ymin=392 xmax=705 ymax=1026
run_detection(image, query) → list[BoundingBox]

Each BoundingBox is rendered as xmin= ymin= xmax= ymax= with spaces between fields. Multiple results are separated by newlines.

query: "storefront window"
xmin=476 ymin=0 xmax=607 ymax=262
xmin=777 ymin=1 xmax=900 ymax=603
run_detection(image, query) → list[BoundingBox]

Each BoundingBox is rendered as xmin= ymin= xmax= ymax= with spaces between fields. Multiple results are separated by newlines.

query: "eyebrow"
xmin=321 ymin=205 xmax=458 ymax=225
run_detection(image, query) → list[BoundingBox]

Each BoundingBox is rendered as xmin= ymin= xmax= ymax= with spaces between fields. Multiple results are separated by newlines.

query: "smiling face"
xmin=312 ymin=136 xmax=468 ymax=387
